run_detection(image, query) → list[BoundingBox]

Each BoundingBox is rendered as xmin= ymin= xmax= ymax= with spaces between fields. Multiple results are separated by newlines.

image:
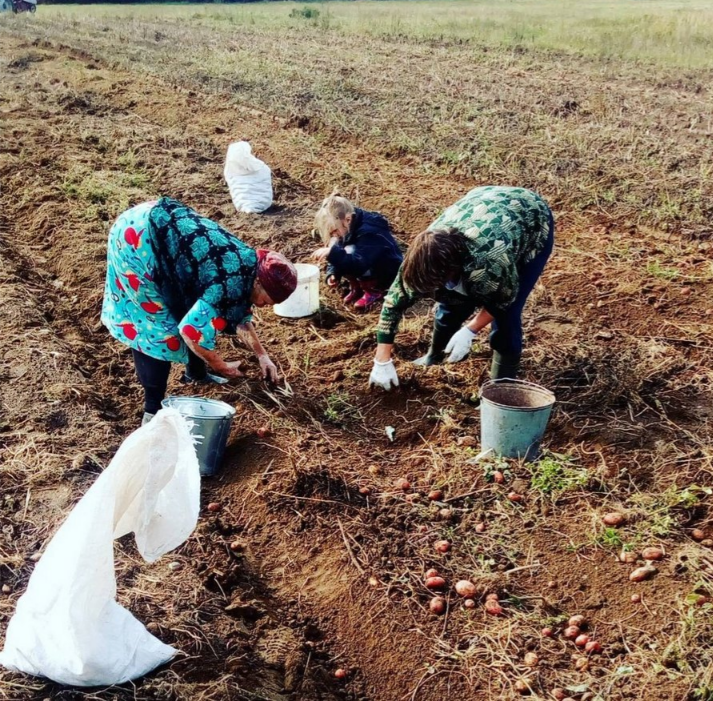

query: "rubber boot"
xmin=490 ymin=352 xmax=521 ymax=380
xmin=343 ymin=276 xmax=362 ymax=305
xmin=413 ymin=322 xmax=454 ymax=366
xmin=354 ymin=279 xmax=385 ymax=311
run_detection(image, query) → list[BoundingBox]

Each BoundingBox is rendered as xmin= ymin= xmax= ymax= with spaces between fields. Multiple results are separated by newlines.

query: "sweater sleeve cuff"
xmin=376 ymin=331 xmax=396 ymax=344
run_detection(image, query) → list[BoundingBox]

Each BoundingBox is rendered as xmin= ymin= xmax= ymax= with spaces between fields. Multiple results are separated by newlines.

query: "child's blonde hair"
xmin=314 ymin=191 xmax=355 ymax=244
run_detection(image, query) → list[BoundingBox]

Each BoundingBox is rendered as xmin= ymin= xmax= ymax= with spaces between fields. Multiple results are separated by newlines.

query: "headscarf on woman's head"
xmin=256 ymin=249 xmax=298 ymax=304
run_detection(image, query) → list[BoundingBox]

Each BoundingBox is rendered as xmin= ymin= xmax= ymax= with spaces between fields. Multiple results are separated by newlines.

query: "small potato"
xmin=207 ymin=502 xmax=222 ymax=512
xmin=575 ymin=634 xmax=590 ymax=648
xmin=514 ymin=679 xmax=530 ymax=695
xmin=630 ymin=565 xmax=657 ymax=582
xmin=631 ymin=593 xmax=641 ymax=603
xmin=541 ymin=627 xmax=553 ymax=637
xmin=642 ymin=546 xmax=664 ymax=561
xmin=359 ymin=486 xmax=371 ymax=496
xmin=334 ymin=668 xmax=347 ymax=680
xmin=455 ymin=580 xmax=478 ymax=598
xmin=574 ymin=657 xmax=589 ymax=671
xmin=256 ymin=426 xmax=271 ymax=438
xmin=524 ymin=652 xmax=538 ymax=667
xmin=585 ymin=640 xmax=602 ymax=654
xmin=395 ymin=477 xmax=411 ymax=492
xmin=563 ymin=625 xmax=580 ymax=639
xmin=619 ymin=550 xmax=638 ymax=563
xmin=464 ymin=598 xmax=476 ymax=609
xmin=425 ymin=576 xmax=446 ymax=590
xmin=692 ymin=529 xmax=707 ymax=541
xmin=439 ymin=508 xmax=454 ymax=521
xmin=552 ymin=690 xmax=567 ymax=701
xmin=475 ymin=522 xmax=486 ymax=533
xmin=508 ymin=492 xmax=523 ymax=503
xmin=493 ymin=471 xmax=505 ymax=484
xmin=429 ymin=596 xmax=446 ymax=615
xmin=485 ymin=599 xmax=503 ymax=616
xmin=568 ymin=614 xmax=586 ymax=627
xmin=485 ymin=593 xmax=499 ymax=602
xmin=602 ymin=511 xmax=626 ymax=527
xmin=425 ymin=568 xmax=440 ymax=579
xmin=434 ymin=540 xmax=451 ymax=554
xmin=428 ymin=489 xmax=444 ymax=501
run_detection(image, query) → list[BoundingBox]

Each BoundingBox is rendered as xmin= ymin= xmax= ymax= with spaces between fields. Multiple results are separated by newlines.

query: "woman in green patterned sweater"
xmin=369 ymin=186 xmax=554 ymax=390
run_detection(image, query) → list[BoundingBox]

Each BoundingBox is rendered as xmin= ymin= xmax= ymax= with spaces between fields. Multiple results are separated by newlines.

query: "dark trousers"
xmin=132 ymin=349 xmax=207 ymax=414
xmin=430 ymin=214 xmax=555 ymax=359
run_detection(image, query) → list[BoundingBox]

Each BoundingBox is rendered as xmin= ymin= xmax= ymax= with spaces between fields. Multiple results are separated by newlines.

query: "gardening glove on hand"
xmin=369 ymin=359 xmax=399 ymax=391
xmin=445 ymin=326 xmax=476 ymax=363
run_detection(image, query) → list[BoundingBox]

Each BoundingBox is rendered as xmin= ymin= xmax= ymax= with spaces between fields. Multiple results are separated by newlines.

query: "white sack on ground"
xmin=224 ymin=140 xmax=273 ymax=214
xmin=0 ymin=408 xmax=201 ymax=687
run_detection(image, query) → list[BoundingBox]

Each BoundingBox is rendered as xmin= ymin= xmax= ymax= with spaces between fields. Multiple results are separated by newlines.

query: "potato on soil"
xmin=602 ymin=511 xmax=626 ymax=526
xmin=334 ymin=668 xmax=348 ymax=680
xmin=585 ymin=640 xmax=602 ymax=654
xmin=514 ymin=679 xmax=530 ymax=694
xmin=485 ymin=599 xmax=503 ymax=616
xmin=630 ymin=565 xmax=657 ymax=582
xmin=524 ymin=652 xmax=538 ymax=667
xmin=425 ymin=568 xmax=440 ymax=579
xmin=507 ymin=492 xmax=523 ymax=503
xmin=568 ymin=614 xmax=585 ymax=627
xmin=428 ymin=489 xmax=444 ymax=501
xmin=619 ymin=550 xmax=638 ymax=563
xmin=552 ymin=690 xmax=567 ymax=701
xmin=475 ymin=522 xmax=486 ymax=533
xmin=541 ymin=627 xmax=553 ymax=637
xmin=429 ymin=597 xmax=446 ymax=615
xmin=425 ymin=576 xmax=446 ymax=590
xmin=395 ymin=477 xmax=411 ymax=491
xmin=692 ymin=529 xmax=706 ymax=541
xmin=575 ymin=634 xmax=590 ymax=647
xmin=207 ymin=502 xmax=222 ymax=512
xmin=455 ymin=580 xmax=477 ymax=598
xmin=493 ymin=470 xmax=505 ymax=484
xmin=434 ymin=539 xmax=451 ymax=553
xmin=563 ymin=625 xmax=580 ymax=639
xmin=256 ymin=426 xmax=271 ymax=438
xmin=464 ymin=598 xmax=476 ymax=609
xmin=642 ymin=546 xmax=663 ymax=561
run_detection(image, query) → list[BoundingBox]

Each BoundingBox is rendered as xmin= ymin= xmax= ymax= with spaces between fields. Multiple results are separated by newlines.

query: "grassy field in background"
xmin=34 ymin=0 xmax=713 ymax=69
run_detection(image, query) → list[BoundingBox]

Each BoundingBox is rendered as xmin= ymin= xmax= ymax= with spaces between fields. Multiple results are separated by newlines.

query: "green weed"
xmin=529 ymin=453 xmax=589 ymax=497
xmin=323 ymin=391 xmax=362 ymax=425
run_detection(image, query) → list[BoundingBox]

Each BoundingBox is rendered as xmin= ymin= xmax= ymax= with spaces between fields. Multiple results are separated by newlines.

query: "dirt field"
xmin=1 ymin=4 xmax=713 ymax=700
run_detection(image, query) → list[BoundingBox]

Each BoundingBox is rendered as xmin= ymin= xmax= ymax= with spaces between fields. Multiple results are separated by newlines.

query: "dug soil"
xmin=1 ymin=33 xmax=713 ymax=701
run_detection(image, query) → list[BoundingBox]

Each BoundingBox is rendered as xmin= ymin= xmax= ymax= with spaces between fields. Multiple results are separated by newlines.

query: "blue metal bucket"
xmin=161 ymin=396 xmax=236 ymax=477
xmin=479 ymin=379 xmax=555 ymax=462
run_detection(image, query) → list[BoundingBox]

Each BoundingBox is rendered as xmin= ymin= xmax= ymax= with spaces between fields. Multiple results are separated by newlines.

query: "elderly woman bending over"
xmin=102 ymin=197 xmax=297 ymax=424
xmin=369 ymin=186 xmax=554 ymax=390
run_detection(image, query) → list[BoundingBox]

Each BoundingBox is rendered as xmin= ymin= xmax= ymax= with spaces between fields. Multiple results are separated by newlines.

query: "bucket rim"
xmin=161 ymin=395 xmax=236 ymax=419
xmin=479 ymin=378 xmax=555 ymax=411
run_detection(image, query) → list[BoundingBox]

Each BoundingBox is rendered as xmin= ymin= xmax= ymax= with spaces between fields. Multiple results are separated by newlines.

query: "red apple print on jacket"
xmin=118 ymin=322 xmax=138 ymax=340
xmin=181 ymin=324 xmax=202 ymax=343
xmin=164 ymin=336 xmax=181 ymax=352
xmin=122 ymin=271 xmax=141 ymax=292
xmin=211 ymin=317 xmax=227 ymax=331
xmin=141 ymin=301 xmax=163 ymax=314
xmin=124 ymin=227 xmax=144 ymax=249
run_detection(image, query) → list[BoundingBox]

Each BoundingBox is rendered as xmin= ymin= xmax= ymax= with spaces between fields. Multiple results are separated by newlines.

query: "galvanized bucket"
xmin=479 ymin=379 xmax=555 ymax=462
xmin=161 ymin=396 xmax=236 ymax=477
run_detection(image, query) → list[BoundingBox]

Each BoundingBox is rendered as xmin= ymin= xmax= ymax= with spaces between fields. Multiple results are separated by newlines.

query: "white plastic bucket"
xmin=273 ymin=263 xmax=320 ymax=318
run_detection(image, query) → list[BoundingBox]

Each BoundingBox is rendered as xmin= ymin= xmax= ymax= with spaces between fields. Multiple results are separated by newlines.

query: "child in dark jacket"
xmin=311 ymin=194 xmax=403 ymax=310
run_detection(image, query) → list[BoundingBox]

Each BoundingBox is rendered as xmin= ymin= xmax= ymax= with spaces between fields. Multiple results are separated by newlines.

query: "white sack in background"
xmin=0 ymin=408 xmax=201 ymax=687
xmin=224 ymin=140 xmax=273 ymax=214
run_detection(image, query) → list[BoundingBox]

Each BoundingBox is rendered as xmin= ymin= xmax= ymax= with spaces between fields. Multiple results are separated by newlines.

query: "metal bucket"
xmin=161 ymin=396 xmax=236 ymax=477
xmin=479 ymin=379 xmax=555 ymax=462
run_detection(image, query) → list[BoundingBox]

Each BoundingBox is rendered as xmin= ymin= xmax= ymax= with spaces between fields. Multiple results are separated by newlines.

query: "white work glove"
xmin=369 ymin=359 xmax=400 ymax=390
xmin=445 ymin=326 xmax=477 ymax=363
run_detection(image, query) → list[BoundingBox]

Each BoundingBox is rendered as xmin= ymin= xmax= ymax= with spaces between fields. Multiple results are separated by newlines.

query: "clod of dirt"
xmin=702 ymin=539 xmax=713 ymax=548
xmin=439 ymin=508 xmax=454 ymax=521
xmin=330 ymin=369 xmax=344 ymax=382
xmin=256 ymin=426 xmax=271 ymax=438
xmin=475 ymin=522 xmax=486 ymax=533
xmin=230 ymin=539 xmax=245 ymax=552
xmin=146 ymin=622 xmax=160 ymax=634
xmin=574 ymin=657 xmax=589 ymax=671
xmin=456 ymin=435 xmax=477 ymax=447
xmin=642 ymin=546 xmax=664 ymax=561
xmin=630 ymin=565 xmax=657 ymax=581
xmin=225 ymin=597 xmax=266 ymax=621
xmin=602 ymin=511 xmax=626 ymax=526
